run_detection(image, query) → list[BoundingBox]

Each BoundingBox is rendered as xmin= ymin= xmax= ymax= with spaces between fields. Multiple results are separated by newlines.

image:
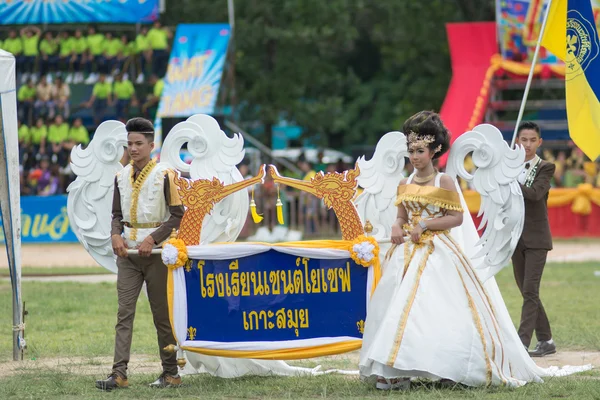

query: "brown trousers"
xmin=511 ymin=241 xmax=552 ymax=347
xmin=112 ymin=254 xmax=177 ymax=378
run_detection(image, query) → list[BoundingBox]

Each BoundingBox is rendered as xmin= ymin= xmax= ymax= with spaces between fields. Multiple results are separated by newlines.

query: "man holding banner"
xmin=96 ymin=117 xmax=184 ymax=391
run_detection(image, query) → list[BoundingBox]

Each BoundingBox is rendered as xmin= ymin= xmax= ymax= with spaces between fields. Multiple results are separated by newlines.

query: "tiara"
xmin=407 ymin=131 xmax=442 ymax=153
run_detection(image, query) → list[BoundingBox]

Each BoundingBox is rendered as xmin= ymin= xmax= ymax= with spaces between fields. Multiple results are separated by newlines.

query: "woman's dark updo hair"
xmin=403 ymin=110 xmax=451 ymax=159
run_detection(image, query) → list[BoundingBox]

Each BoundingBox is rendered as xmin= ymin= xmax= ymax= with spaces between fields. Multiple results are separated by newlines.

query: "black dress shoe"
xmin=95 ymin=373 xmax=129 ymax=391
xmin=149 ymin=372 xmax=182 ymax=388
xmin=529 ymin=341 xmax=556 ymax=357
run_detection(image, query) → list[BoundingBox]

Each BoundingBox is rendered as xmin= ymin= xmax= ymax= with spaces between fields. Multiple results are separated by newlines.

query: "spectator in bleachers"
xmin=117 ymin=34 xmax=134 ymax=79
xmin=40 ymin=31 xmax=59 ymax=77
xmin=85 ymin=73 xmax=112 ymax=126
xmin=52 ymin=76 xmax=71 ymax=118
xmin=17 ymin=79 xmax=36 ymax=124
xmin=112 ymin=73 xmax=137 ymax=121
xmin=18 ymin=121 xmax=31 ymax=165
xmin=135 ymin=26 xmax=151 ymax=83
xmin=70 ymin=29 xmax=88 ymax=84
xmin=141 ymin=74 xmax=164 ymax=118
xmin=147 ymin=20 xmax=171 ymax=77
xmin=3 ymin=29 xmax=23 ymax=72
xmin=34 ymin=75 xmax=55 ymax=119
xmin=85 ymin=26 xmax=106 ymax=83
xmin=58 ymin=31 xmax=74 ymax=79
xmin=20 ymin=26 xmax=41 ymax=83
xmin=64 ymin=117 xmax=90 ymax=151
xmin=48 ymin=115 xmax=69 ymax=165
xmin=36 ymin=156 xmax=60 ymax=196
xmin=30 ymin=117 xmax=48 ymax=158
xmin=103 ymin=32 xmax=122 ymax=80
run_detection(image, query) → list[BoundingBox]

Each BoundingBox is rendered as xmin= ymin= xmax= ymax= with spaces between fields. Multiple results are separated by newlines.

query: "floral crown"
xmin=407 ymin=131 xmax=442 ymax=154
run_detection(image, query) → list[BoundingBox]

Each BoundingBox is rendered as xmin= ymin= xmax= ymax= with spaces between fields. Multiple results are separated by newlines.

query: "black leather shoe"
xmin=529 ymin=341 xmax=556 ymax=357
xmin=95 ymin=373 xmax=129 ymax=391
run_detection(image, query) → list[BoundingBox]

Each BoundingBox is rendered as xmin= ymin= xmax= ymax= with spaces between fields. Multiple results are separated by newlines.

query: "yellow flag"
xmin=541 ymin=0 xmax=600 ymax=161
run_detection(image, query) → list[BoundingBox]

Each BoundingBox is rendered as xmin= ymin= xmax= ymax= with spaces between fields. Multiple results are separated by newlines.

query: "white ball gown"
xmin=359 ymin=173 xmax=591 ymax=387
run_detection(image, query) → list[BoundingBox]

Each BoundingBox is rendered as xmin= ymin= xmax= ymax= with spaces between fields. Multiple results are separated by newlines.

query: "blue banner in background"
xmin=185 ymin=251 xmax=367 ymax=342
xmin=0 ymin=195 xmax=77 ymax=244
xmin=0 ymin=0 xmax=159 ymax=24
xmin=157 ymin=24 xmax=231 ymax=118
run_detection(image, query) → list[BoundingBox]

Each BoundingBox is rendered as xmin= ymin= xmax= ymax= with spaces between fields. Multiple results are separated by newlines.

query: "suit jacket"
xmin=518 ymin=160 xmax=555 ymax=250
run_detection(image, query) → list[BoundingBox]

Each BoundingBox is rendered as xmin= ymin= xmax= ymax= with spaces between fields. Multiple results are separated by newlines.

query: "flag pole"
xmin=511 ymin=0 xmax=554 ymax=148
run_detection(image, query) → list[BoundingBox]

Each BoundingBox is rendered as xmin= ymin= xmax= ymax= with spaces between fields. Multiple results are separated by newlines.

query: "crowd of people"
xmin=2 ymin=21 xmax=171 ymax=84
xmin=6 ymin=23 xmax=171 ymax=198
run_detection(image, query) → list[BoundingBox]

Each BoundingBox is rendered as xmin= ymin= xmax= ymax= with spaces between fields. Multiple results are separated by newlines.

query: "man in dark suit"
xmin=512 ymin=121 xmax=556 ymax=357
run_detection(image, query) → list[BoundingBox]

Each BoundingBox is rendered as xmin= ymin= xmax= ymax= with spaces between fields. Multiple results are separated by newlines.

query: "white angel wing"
xmin=446 ymin=123 xmax=526 ymax=278
xmin=67 ymin=121 xmax=127 ymax=273
xmin=160 ymin=114 xmax=247 ymax=245
xmin=354 ymin=131 xmax=407 ymax=240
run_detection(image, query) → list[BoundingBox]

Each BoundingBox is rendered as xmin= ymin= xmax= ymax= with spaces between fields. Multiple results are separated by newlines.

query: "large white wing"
xmin=446 ymin=124 xmax=525 ymax=278
xmin=160 ymin=114 xmax=247 ymax=244
xmin=354 ymin=131 xmax=407 ymax=240
xmin=67 ymin=121 xmax=127 ymax=273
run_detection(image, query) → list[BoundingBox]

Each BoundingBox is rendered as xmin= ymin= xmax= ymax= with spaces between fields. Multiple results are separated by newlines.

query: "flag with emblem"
xmin=541 ymin=0 xmax=600 ymax=161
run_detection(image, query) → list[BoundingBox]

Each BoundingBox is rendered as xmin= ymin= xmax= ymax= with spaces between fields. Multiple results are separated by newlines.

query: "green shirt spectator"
xmin=30 ymin=125 xmax=47 ymax=145
xmin=68 ymin=125 xmax=90 ymax=146
xmin=122 ymin=42 xmax=136 ymax=57
xmin=3 ymin=36 xmax=23 ymax=55
xmin=113 ymin=79 xmax=135 ymax=100
xmin=154 ymin=78 xmax=165 ymax=97
xmin=104 ymin=38 xmax=123 ymax=57
xmin=87 ymin=33 xmax=105 ymax=56
xmin=48 ymin=122 xmax=70 ymax=144
xmin=18 ymin=84 xmax=36 ymax=102
xmin=40 ymin=38 xmax=59 ymax=56
xmin=59 ymin=37 xmax=75 ymax=57
xmin=147 ymin=27 xmax=169 ymax=50
xmin=18 ymin=124 xmax=31 ymax=144
xmin=22 ymin=29 xmax=41 ymax=57
xmin=73 ymin=37 xmax=87 ymax=55
xmin=92 ymin=81 xmax=112 ymax=99
xmin=135 ymin=33 xmax=150 ymax=53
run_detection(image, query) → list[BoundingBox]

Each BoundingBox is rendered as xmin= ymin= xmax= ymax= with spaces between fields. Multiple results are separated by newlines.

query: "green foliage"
xmin=163 ymin=1 xmax=497 ymax=148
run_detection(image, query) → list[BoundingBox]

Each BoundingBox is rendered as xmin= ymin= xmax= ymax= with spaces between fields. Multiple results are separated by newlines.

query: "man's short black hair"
xmin=517 ymin=121 xmax=541 ymax=138
xmin=126 ymin=117 xmax=155 ymax=142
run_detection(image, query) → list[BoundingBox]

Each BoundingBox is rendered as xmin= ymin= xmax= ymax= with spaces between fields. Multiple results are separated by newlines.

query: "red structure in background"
xmin=438 ymin=22 xmax=498 ymax=168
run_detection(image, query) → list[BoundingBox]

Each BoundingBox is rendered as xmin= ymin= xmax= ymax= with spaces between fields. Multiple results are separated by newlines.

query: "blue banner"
xmin=157 ymin=24 xmax=231 ymax=118
xmin=185 ymin=251 xmax=367 ymax=342
xmin=0 ymin=0 xmax=158 ymax=24
xmin=0 ymin=195 xmax=77 ymax=244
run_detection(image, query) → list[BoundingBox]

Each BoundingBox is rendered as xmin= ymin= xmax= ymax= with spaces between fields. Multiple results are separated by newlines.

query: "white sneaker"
xmin=84 ymin=73 xmax=97 ymax=84
xmin=136 ymin=73 xmax=144 ymax=84
xmin=123 ymin=73 xmax=129 ymax=81
xmin=106 ymin=75 xmax=114 ymax=84
xmin=75 ymin=72 xmax=85 ymax=84
xmin=21 ymin=73 xmax=29 ymax=84
xmin=65 ymin=74 xmax=73 ymax=84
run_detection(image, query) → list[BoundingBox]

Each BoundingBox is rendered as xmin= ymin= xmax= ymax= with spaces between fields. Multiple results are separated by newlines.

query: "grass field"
xmin=0 ymin=261 xmax=599 ymax=399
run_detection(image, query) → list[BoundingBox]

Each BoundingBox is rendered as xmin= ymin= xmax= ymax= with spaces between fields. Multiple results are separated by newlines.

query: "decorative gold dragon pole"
xmin=174 ymin=165 xmax=267 ymax=245
xmin=269 ymin=164 xmax=364 ymax=241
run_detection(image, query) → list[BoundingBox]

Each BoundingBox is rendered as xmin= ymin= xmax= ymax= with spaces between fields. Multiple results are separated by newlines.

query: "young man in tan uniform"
xmin=96 ymin=117 xmax=184 ymax=390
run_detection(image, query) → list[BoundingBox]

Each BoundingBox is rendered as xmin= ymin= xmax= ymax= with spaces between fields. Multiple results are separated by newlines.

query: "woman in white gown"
xmin=358 ymin=111 xmax=589 ymax=390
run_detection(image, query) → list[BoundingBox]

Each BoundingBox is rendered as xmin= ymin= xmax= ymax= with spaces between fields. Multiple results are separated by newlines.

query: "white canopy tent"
xmin=0 ymin=49 xmax=23 ymax=361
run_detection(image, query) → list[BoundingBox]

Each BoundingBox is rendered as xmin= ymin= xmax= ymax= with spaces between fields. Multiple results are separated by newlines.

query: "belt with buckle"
xmin=123 ymin=221 xmax=162 ymax=229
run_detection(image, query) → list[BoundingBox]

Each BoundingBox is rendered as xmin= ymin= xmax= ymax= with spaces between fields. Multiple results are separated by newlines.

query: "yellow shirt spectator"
xmin=113 ymin=80 xmax=135 ymax=100
xmin=59 ymin=37 xmax=75 ymax=57
xmin=147 ymin=28 xmax=169 ymax=50
xmin=73 ymin=37 xmax=88 ymax=55
xmin=3 ymin=37 xmax=23 ymax=55
xmin=154 ymin=79 xmax=165 ymax=97
xmin=135 ymin=34 xmax=150 ymax=53
xmin=87 ymin=33 xmax=105 ymax=56
xmin=104 ymin=38 xmax=123 ymax=57
xmin=22 ymin=34 xmax=40 ymax=57
xmin=18 ymin=124 xmax=31 ymax=144
xmin=303 ymin=170 xmax=317 ymax=181
xmin=48 ymin=123 xmax=70 ymax=144
xmin=18 ymin=85 xmax=36 ymax=102
xmin=40 ymin=39 xmax=59 ymax=55
xmin=68 ymin=126 xmax=90 ymax=146
xmin=93 ymin=82 xmax=112 ymax=99
xmin=30 ymin=125 xmax=47 ymax=145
